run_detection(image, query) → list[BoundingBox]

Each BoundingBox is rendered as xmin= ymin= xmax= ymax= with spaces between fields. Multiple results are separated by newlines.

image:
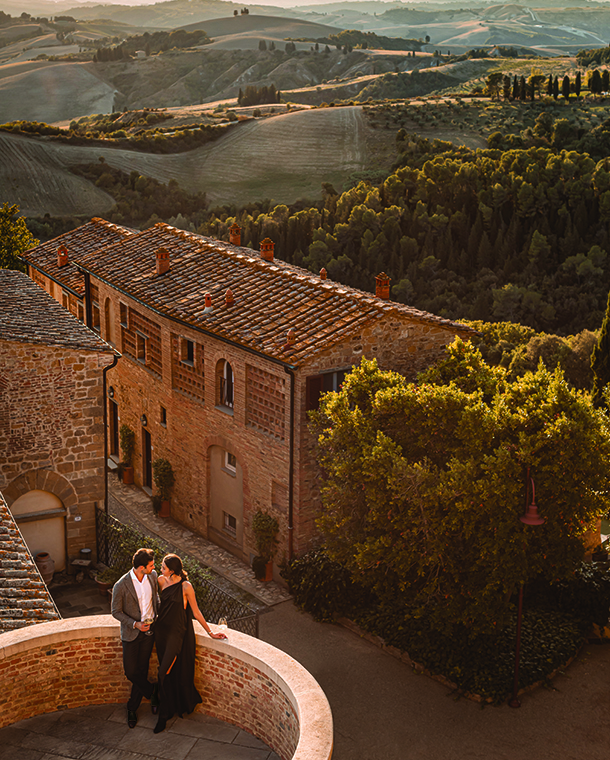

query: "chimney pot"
xmin=57 ymin=245 xmax=69 ymax=268
xmin=260 ymin=237 xmax=275 ymax=262
xmin=203 ymin=293 xmax=213 ymax=313
xmin=375 ymin=272 xmax=391 ymax=300
xmin=320 ymin=268 xmax=327 ymax=280
xmin=156 ymin=247 xmax=170 ymax=275
xmin=287 ymin=328 xmax=296 ymax=345
xmin=229 ymin=223 xmax=241 ymax=246
xmin=225 ymin=288 xmax=235 ymax=306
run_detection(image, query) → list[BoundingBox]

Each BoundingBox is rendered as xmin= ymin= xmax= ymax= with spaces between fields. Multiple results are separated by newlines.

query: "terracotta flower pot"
xmin=35 ymin=552 xmax=55 ymax=584
xmin=159 ymin=499 xmax=170 ymax=518
xmin=122 ymin=465 xmax=134 ymax=485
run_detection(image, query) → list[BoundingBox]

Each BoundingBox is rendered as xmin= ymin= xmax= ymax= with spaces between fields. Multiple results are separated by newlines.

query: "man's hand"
xmin=134 ymin=621 xmax=151 ymax=632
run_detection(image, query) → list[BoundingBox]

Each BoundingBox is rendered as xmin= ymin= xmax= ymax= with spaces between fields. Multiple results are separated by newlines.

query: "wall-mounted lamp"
xmin=108 ymin=386 xmax=115 ymax=398
xmin=140 ymin=414 xmax=148 ymax=427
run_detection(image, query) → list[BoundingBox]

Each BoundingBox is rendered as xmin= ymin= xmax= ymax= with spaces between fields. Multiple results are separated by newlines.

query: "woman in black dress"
xmin=153 ymin=553 xmax=227 ymax=734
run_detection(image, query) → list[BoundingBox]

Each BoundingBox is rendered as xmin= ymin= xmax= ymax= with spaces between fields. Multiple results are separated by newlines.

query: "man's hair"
xmin=133 ymin=548 xmax=155 ymax=569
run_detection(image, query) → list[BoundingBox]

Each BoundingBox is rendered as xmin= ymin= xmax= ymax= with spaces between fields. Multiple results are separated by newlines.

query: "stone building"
xmin=0 ymin=270 xmax=117 ymax=571
xmin=21 ymin=221 xmax=475 ymax=574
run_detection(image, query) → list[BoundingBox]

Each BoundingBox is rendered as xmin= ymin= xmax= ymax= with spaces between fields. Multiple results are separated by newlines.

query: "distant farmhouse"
xmin=21 ymin=220 xmax=475 ymax=574
xmin=0 ymin=270 xmax=116 ymax=625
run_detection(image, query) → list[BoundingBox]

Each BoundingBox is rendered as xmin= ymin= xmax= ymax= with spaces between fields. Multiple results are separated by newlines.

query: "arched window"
xmin=216 ymin=359 xmax=234 ymax=409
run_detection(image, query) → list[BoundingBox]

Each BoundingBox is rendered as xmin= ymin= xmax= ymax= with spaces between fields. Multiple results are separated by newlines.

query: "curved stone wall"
xmin=0 ymin=616 xmax=333 ymax=760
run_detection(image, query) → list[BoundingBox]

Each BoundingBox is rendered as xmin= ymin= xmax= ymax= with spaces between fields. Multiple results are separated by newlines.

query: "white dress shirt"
xmin=130 ymin=568 xmax=154 ymax=625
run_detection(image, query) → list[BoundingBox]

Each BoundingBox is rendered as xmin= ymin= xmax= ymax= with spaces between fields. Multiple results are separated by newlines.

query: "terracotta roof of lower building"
xmin=0 ymin=269 xmax=117 ymax=354
xmin=20 ymin=217 xmax=136 ymax=296
xmin=0 ymin=491 xmax=60 ymax=633
xmin=75 ymin=222 xmax=475 ymax=366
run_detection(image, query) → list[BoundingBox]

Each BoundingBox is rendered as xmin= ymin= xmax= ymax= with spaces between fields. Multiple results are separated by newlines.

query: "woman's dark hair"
xmin=133 ymin=548 xmax=155 ymax=569
xmin=163 ymin=553 xmax=188 ymax=580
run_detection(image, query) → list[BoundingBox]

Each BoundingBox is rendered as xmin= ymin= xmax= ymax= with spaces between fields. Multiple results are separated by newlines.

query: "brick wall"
xmin=0 ymin=618 xmax=333 ymax=760
xmin=99 ymin=282 xmax=292 ymax=568
xmin=0 ymin=341 xmax=111 ymax=561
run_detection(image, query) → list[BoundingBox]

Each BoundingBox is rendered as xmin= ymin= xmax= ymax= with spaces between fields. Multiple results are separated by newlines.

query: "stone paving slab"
xmin=0 ymin=705 xmax=280 ymax=760
xmin=107 ymin=476 xmax=291 ymax=609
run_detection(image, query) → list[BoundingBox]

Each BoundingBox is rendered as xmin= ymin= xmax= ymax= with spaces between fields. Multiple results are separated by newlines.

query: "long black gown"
xmin=154 ymin=579 xmax=202 ymax=720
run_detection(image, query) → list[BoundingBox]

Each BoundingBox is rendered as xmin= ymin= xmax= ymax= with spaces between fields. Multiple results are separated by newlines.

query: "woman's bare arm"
xmin=184 ymin=581 xmax=227 ymax=639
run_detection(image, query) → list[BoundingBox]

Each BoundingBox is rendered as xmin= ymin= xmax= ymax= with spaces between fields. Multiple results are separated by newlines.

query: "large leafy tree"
xmin=312 ymin=349 xmax=610 ymax=636
xmin=0 ymin=202 xmax=38 ymax=271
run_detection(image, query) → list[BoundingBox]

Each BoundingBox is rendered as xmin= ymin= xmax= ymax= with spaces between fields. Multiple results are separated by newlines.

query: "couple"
xmin=111 ymin=548 xmax=227 ymax=734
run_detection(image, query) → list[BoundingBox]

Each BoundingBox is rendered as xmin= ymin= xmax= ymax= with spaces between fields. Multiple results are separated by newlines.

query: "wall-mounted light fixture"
xmin=108 ymin=386 xmax=115 ymax=398
xmin=140 ymin=414 xmax=148 ymax=427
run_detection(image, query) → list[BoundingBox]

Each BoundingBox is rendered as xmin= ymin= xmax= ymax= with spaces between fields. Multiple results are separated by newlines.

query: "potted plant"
xmin=153 ymin=457 xmax=175 ymax=518
xmin=94 ymin=566 xmax=123 ymax=596
xmin=252 ymin=510 xmax=279 ymax=582
xmin=119 ymin=424 xmax=136 ymax=484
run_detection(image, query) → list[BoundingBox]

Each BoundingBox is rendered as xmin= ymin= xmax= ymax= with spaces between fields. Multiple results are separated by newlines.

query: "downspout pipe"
xmin=102 ymin=353 xmax=120 ymax=516
xmin=284 ymin=367 xmax=296 ymax=562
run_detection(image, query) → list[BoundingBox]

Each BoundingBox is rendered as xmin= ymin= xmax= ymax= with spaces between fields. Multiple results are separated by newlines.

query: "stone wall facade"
xmin=0 ymin=617 xmax=332 ymax=760
xmin=0 ymin=341 xmax=111 ymax=563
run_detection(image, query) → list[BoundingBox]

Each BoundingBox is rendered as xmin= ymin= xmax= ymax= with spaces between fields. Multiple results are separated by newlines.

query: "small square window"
xmin=225 ymin=451 xmax=236 ymax=473
xmin=223 ymin=511 xmax=237 ymax=536
xmin=181 ymin=338 xmax=194 ymax=365
xmin=160 ymin=405 xmax=167 ymax=426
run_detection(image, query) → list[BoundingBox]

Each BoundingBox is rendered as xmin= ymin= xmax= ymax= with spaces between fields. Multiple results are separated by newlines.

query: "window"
xmin=120 ymin=302 xmax=128 ymax=326
xmin=104 ymin=298 xmax=114 ymax=344
xmin=160 ymin=405 xmax=167 ymax=427
xmin=223 ymin=511 xmax=237 ymax=536
xmin=225 ymin=451 xmax=237 ymax=473
xmin=181 ymin=338 xmax=194 ymax=365
xmin=136 ymin=333 xmax=147 ymax=363
xmin=78 ymin=302 xmax=84 ymax=321
xmin=62 ymin=291 xmax=69 ymax=310
xmin=217 ymin=359 xmax=234 ymax=409
xmin=305 ymin=369 xmax=348 ymax=411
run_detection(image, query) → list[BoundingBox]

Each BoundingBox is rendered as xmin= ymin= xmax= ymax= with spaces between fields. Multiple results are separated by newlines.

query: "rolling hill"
xmin=0 ymin=106 xmax=375 ymax=214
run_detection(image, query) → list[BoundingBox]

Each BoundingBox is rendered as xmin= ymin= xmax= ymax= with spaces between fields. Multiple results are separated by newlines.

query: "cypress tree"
xmin=553 ymin=76 xmax=559 ymax=100
xmin=512 ymin=74 xmax=518 ymax=100
xmin=562 ymin=74 xmax=570 ymax=100
xmin=520 ymin=75 xmax=527 ymax=101
xmin=547 ymin=73 xmax=553 ymax=96
xmin=575 ymin=71 xmax=581 ymax=97
xmin=591 ymin=288 xmax=610 ymax=405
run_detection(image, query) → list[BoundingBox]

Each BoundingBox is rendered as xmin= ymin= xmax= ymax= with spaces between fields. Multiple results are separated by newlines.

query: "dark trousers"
xmin=122 ymin=631 xmax=155 ymax=711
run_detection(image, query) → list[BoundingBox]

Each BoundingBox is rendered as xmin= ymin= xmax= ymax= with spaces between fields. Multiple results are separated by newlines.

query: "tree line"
xmin=237 ymin=84 xmax=281 ymax=106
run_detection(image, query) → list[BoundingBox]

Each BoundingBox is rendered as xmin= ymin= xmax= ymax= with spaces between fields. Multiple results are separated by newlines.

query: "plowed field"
xmin=0 ymin=106 xmax=372 ymax=215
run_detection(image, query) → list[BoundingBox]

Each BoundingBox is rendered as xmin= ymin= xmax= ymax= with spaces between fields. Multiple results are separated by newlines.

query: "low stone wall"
xmin=0 ymin=616 xmax=333 ymax=760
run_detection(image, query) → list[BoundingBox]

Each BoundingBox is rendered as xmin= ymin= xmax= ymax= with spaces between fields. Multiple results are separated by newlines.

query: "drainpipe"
xmin=284 ymin=367 xmax=296 ymax=561
xmin=83 ymin=270 xmax=93 ymax=328
xmin=102 ymin=353 xmax=119 ymax=516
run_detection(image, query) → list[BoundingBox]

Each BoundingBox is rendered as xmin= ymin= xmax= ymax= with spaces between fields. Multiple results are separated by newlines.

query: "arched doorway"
xmin=209 ymin=445 xmax=243 ymax=556
xmin=10 ymin=490 xmax=67 ymax=571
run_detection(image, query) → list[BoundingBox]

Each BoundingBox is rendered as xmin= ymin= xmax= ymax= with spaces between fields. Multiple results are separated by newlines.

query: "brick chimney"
xmin=375 ymin=272 xmax=390 ymax=300
xmin=260 ymin=238 xmax=274 ymax=262
xmin=57 ymin=245 xmax=69 ymax=268
xmin=156 ymin=247 xmax=170 ymax=275
xmin=320 ymin=268 xmax=327 ymax=280
xmin=287 ymin=328 xmax=295 ymax=345
xmin=229 ymin=223 xmax=241 ymax=246
xmin=225 ymin=288 xmax=235 ymax=306
xmin=203 ymin=293 xmax=213 ymax=313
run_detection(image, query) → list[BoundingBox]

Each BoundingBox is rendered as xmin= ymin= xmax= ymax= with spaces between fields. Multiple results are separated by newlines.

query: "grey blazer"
xmin=111 ymin=570 xmax=159 ymax=642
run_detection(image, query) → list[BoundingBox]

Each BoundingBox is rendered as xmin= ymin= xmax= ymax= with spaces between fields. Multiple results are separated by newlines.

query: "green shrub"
xmin=282 ymin=549 xmax=371 ymax=622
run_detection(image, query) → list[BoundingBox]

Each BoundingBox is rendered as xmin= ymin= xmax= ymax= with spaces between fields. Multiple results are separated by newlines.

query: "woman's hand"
xmin=209 ymin=631 xmax=227 ymax=639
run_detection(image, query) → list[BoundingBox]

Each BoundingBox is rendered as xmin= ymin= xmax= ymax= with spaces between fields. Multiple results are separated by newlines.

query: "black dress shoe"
xmin=153 ymin=716 xmax=167 ymax=734
xmin=127 ymin=710 xmax=137 ymax=729
xmin=151 ymin=683 xmax=159 ymax=715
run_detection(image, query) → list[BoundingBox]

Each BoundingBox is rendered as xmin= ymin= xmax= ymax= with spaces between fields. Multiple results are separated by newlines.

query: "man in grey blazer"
xmin=111 ymin=548 xmax=160 ymax=728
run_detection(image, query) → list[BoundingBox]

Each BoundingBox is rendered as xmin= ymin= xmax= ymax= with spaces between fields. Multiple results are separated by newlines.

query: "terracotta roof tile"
xmin=0 ymin=270 xmax=117 ymax=354
xmin=0 ymin=492 xmax=60 ymax=633
xmin=21 ymin=218 xmax=136 ymax=296
xmin=55 ymin=221 xmax=473 ymax=366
